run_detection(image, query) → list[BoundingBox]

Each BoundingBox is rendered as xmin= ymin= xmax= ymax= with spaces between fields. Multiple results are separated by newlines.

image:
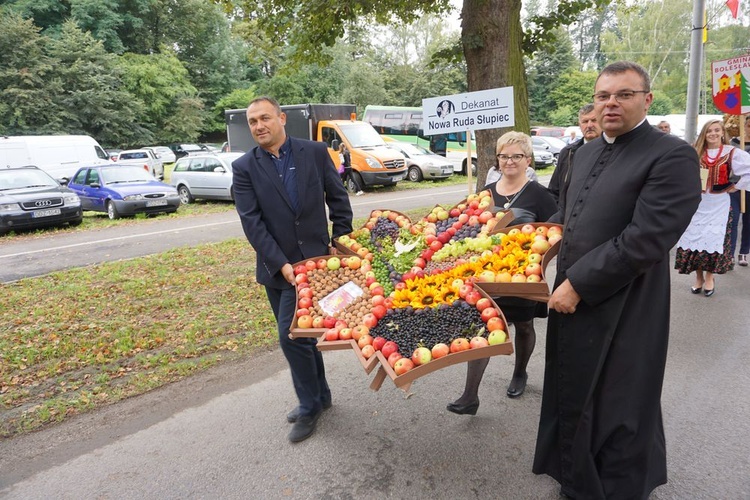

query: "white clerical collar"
xmin=602 ymin=118 xmax=647 ymax=143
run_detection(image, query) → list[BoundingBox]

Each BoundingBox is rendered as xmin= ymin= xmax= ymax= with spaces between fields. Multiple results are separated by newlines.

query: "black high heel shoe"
xmin=446 ymin=400 xmax=479 ymax=415
xmin=507 ymin=372 xmax=528 ymax=398
xmin=704 ymin=287 xmax=715 ymax=297
xmin=690 ymin=286 xmax=702 ymax=294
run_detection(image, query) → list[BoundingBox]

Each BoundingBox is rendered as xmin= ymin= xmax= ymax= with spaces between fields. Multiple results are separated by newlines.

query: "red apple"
xmin=470 ymin=336 xmax=489 ymax=349
xmin=324 ymin=328 xmax=339 ymax=341
xmin=526 ymin=274 xmax=542 ymax=282
xmin=297 ymin=314 xmax=313 ymax=328
xmin=371 ymin=295 xmax=386 ymax=307
xmin=298 ymin=297 xmax=312 ymax=310
xmin=530 ymin=239 xmax=551 ymax=254
xmin=431 ymin=343 xmax=450 ymax=359
xmin=459 ymin=284 xmax=474 ymax=299
xmin=449 ymin=208 xmax=461 ymax=217
xmin=298 ymin=287 xmax=314 ymax=299
xmin=352 ymin=325 xmax=369 ymax=341
xmin=361 ymin=344 xmax=376 ymax=358
xmin=372 ymin=336 xmax=387 ymax=351
xmin=305 ymin=260 xmax=317 ymax=271
xmin=294 ymin=264 xmax=307 ymax=275
xmin=335 ymin=320 xmax=348 ymax=329
xmin=465 ymin=290 xmax=481 ymax=306
xmin=323 ymin=316 xmax=337 ymax=329
xmin=295 ymin=273 xmax=308 ymax=285
xmin=381 ymin=341 xmax=399 ymax=358
xmin=478 ymin=211 xmax=493 ymax=224
xmin=521 ymin=224 xmax=536 ymax=234
xmin=429 ymin=240 xmax=443 ymax=252
xmin=387 ymin=352 xmax=403 ymax=368
xmin=525 ymin=262 xmax=543 ymax=277
xmin=312 ymin=316 xmax=325 ymax=328
xmin=486 ymin=316 xmax=505 ymax=332
xmin=316 ymin=258 xmax=328 ymax=269
xmin=357 ymin=334 xmax=373 ymax=348
xmin=535 ymin=226 xmax=549 ymax=237
xmin=296 ymin=307 xmax=310 ymax=318
xmin=338 ymin=328 xmax=353 ymax=340
xmin=362 ymin=313 xmax=378 ymax=329
xmin=481 ymin=307 xmax=499 ymax=321
xmin=475 ymin=297 xmax=493 ymax=312
xmin=370 ymin=286 xmax=385 ymax=297
xmin=372 ymin=304 xmax=387 ymax=319
xmin=393 ymin=358 xmax=415 ymax=375
xmin=450 ymin=338 xmax=471 ymax=353
xmin=511 ymin=273 xmax=527 ymax=283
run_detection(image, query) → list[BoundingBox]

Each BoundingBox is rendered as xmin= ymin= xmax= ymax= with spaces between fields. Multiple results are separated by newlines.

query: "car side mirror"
xmin=213 ymin=167 xmax=226 ymax=173
xmin=90 ymin=182 xmax=100 ymax=188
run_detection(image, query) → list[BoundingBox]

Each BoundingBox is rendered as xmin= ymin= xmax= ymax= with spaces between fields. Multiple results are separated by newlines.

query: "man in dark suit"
xmin=547 ymin=103 xmax=600 ymax=205
xmin=533 ymin=62 xmax=701 ymax=498
xmin=232 ymin=97 xmax=353 ymax=443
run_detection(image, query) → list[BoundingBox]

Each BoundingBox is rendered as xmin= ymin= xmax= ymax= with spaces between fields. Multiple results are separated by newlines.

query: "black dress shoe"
xmin=507 ymin=372 xmax=528 ymax=398
xmin=287 ymin=400 xmax=331 ymax=423
xmin=288 ymin=411 xmax=321 ymax=443
xmin=446 ymin=400 xmax=479 ymax=415
xmin=704 ymin=287 xmax=715 ymax=297
xmin=690 ymin=286 xmax=702 ymax=294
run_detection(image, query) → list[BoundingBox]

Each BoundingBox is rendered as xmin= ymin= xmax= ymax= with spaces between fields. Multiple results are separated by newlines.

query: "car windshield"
xmin=541 ymin=137 xmax=567 ymax=149
xmin=339 ymin=123 xmax=386 ymax=148
xmin=100 ymin=166 xmax=154 ymax=184
xmin=0 ymin=169 xmax=59 ymax=191
xmin=394 ymin=143 xmax=430 ymax=156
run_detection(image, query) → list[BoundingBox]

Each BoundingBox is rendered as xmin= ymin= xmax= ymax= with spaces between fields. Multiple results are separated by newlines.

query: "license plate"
xmin=32 ymin=208 xmax=61 ymax=218
xmin=394 ymin=174 xmax=405 ymax=182
xmin=146 ymin=199 xmax=167 ymax=207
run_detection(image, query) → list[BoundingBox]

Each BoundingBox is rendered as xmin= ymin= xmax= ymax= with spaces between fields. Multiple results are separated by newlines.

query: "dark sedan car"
xmin=0 ymin=166 xmax=83 ymax=235
xmin=67 ymin=164 xmax=180 ymax=219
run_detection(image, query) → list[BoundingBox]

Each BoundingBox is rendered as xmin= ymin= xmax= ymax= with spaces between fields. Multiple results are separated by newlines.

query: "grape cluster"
xmin=370 ymin=301 xmax=485 ymax=357
xmin=371 ymin=217 xmax=400 ymax=241
xmin=434 ymin=217 xmax=460 ymax=233
xmin=450 ymin=223 xmax=481 ymax=242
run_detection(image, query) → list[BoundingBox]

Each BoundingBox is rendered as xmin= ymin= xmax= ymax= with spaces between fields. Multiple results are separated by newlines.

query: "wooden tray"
xmin=474 ymin=222 xmax=561 ymax=301
xmin=366 ymin=289 xmax=513 ymax=391
xmin=288 ymin=254 xmax=369 ymax=338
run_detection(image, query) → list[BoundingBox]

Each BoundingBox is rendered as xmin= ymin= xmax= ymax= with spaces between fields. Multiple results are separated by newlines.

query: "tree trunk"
xmin=461 ymin=0 xmax=529 ymax=191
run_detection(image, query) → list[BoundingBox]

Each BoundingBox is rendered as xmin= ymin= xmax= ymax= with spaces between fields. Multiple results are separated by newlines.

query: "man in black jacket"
xmin=547 ymin=104 xmax=600 ymax=204
xmin=233 ymin=97 xmax=353 ymax=443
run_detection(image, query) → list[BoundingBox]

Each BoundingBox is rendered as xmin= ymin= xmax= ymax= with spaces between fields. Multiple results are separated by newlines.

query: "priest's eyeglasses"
xmin=592 ymin=90 xmax=649 ymax=103
xmin=497 ymin=154 xmax=526 ymax=163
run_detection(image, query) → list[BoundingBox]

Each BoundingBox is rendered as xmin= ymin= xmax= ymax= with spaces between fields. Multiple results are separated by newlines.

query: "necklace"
xmin=703 ymin=144 xmax=724 ymax=167
xmin=501 ymin=192 xmax=516 ymax=209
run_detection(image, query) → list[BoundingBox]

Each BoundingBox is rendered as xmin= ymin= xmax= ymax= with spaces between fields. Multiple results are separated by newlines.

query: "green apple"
xmin=488 ymin=329 xmax=507 ymax=345
xmin=327 ymin=257 xmax=341 ymax=271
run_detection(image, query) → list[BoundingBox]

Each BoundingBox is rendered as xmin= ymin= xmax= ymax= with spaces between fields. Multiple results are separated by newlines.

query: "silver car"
xmin=386 ymin=142 xmax=454 ymax=182
xmin=170 ymin=153 xmax=243 ymax=204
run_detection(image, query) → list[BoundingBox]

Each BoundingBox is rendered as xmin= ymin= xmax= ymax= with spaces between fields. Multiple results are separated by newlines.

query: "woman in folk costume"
xmin=675 ymin=119 xmax=750 ymax=296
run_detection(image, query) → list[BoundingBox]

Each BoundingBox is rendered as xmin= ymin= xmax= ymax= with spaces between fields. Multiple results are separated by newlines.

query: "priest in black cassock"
xmin=533 ymin=61 xmax=701 ymax=499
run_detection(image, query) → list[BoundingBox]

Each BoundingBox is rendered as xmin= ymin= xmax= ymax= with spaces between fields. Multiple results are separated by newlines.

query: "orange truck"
xmin=225 ymin=104 xmax=407 ymax=189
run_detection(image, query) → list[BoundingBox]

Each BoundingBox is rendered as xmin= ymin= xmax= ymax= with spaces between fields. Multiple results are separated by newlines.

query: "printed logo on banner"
xmin=711 ymin=55 xmax=750 ymax=115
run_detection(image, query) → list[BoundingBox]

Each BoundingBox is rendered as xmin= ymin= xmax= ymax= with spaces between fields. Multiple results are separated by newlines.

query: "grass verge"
xmin=0 ymin=208 xmax=431 ymax=438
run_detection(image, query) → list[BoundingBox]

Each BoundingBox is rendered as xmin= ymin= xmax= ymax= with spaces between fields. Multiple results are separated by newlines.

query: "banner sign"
xmin=422 ymin=87 xmax=514 ymax=135
xmin=711 ymin=55 xmax=750 ymax=115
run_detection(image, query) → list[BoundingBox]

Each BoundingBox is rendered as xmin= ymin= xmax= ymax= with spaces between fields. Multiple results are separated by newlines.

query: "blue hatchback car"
xmin=67 ymin=164 xmax=181 ymax=219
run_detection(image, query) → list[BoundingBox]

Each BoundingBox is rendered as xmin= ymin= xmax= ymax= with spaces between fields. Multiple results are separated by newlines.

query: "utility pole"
xmin=685 ymin=0 xmax=706 ymax=142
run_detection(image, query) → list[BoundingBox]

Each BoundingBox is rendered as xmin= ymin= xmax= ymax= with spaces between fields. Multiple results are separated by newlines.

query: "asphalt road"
xmin=1 ymin=179 xmax=749 ymax=499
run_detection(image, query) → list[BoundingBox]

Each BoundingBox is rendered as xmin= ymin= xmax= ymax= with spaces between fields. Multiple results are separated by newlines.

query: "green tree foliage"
xmin=0 ymin=12 xmax=61 ymax=135
xmin=649 ymin=90 xmax=674 ymax=115
xmin=117 ymin=52 xmax=204 ymax=145
xmin=527 ymin=26 xmax=578 ymax=124
xmin=45 ymin=21 xmax=149 ymax=147
xmin=548 ymin=70 xmax=598 ymax=123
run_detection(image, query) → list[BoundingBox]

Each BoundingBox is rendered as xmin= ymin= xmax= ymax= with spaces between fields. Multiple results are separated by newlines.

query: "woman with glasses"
xmin=675 ymin=119 xmax=750 ymax=296
xmin=448 ymin=132 xmax=557 ymax=415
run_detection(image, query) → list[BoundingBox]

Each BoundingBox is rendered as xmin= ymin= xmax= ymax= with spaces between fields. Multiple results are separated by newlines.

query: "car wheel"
xmin=178 ymin=185 xmax=194 ymax=204
xmin=462 ymin=159 xmax=477 ymax=176
xmin=106 ymin=200 xmax=120 ymax=220
xmin=408 ymin=166 xmax=423 ymax=182
xmin=348 ymin=172 xmax=364 ymax=192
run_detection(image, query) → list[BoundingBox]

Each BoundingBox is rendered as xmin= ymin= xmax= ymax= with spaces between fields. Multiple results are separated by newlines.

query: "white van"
xmin=0 ymin=135 xmax=111 ymax=181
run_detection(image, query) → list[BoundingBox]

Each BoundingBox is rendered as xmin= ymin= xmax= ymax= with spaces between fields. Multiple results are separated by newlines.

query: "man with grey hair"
xmin=547 ymin=103 xmax=600 ymax=204
xmin=657 ymin=120 xmax=671 ymax=134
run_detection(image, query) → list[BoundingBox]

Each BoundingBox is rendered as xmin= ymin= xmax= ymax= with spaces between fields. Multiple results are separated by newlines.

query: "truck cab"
xmin=318 ymin=120 xmax=406 ymax=188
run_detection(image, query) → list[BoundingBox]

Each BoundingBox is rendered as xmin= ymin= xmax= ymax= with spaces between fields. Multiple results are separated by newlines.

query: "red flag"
xmin=725 ymin=0 xmax=739 ymax=18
